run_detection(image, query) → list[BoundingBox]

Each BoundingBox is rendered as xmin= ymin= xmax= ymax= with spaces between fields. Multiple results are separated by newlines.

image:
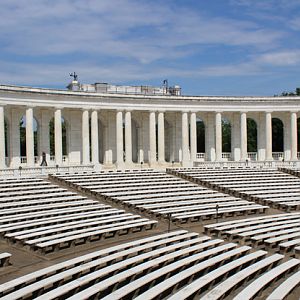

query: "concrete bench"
xmin=266 ymin=269 xmax=300 ymax=300
xmin=128 ymin=194 xmax=234 ymax=206
xmin=66 ymin=242 xmax=238 ymax=300
xmin=0 ymin=208 xmax=123 ymax=234
xmin=232 ymin=258 xmax=300 ymax=300
xmin=0 ymin=191 xmax=78 ymax=203
xmin=0 ymin=200 xmax=98 ymax=216
xmin=137 ymin=197 xmax=242 ymax=210
xmin=0 ymin=230 xmax=190 ymax=297
xmin=0 ymin=252 xmax=11 ymax=267
xmin=31 ymin=235 xmax=212 ymax=300
xmin=150 ymin=200 xmax=251 ymax=215
xmin=210 ymin=213 xmax=300 ymax=234
xmin=33 ymin=220 xmax=158 ymax=253
xmin=173 ymin=205 xmax=268 ymax=223
xmin=23 ymin=218 xmax=155 ymax=245
xmin=155 ymin=250 xmax=266 ymax=300
xmin=0 ymin=195 xmax=88 ymax=208
xmin=0 ymin=204 xmax=110 ymax=224
xmin=201 ymin=253 xmax=284 ymax=300
xmin=279 ymin=238 xmax=300 ymax=253
xmin=6 ymin=213 xmax=138 ymax=240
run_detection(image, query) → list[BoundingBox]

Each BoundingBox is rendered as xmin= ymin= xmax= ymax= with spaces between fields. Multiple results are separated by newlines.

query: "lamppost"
xmin=18 ymin=166 xmax=22 ymax=177
xmin=140 ymin=161 xmax=143 ymax=169
xmin=216 ymin=204 xmax=219 ymax=223
xmin=167 ymin=213 xmax=172 ymax=232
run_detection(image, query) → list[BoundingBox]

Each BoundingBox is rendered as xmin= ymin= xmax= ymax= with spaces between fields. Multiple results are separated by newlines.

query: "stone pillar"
xmin=26 ymin=107 xmax=35 ymax=167
xmin=265 ymin=111 xmax=272 ymax=160
xmin=149 ymin=111 xmax=156 ymax=165
xmin=54 ymin=109 xmax=63 ymax=165
xmin=215 ymin=112 xmax=222 ymax=161
xmin=116 ymin=110 xmax=124 ymax=166
xmin=291 ymin=112 xmax=298 ymax=160
xmin=157 ymin=111 xmax=165 ymax=163
xmin=125 ymin=110 xmax=132 ymax=164
xmin=182 ymin=111 xmax=189 ymax=164
xmin=0 ymin=106 xmax=6 ymax=168
xmin=82 ymin=109 xmax=90 ymax=164
xmin=91 ymin=110 xmax=99 ymax=165
xmin=190 ymin=112 xmax=197 ymax=162
xmin=240 ymin=112 xmax=247 ymax=161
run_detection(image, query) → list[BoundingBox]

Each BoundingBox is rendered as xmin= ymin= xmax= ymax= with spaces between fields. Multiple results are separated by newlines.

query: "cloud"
xmin=0 ymin=0 xmax=284 ymax=62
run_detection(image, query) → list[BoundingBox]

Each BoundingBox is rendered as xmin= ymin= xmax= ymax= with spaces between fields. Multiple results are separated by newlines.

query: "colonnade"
xmin=0 ymin=105 xmax=299 ymax=169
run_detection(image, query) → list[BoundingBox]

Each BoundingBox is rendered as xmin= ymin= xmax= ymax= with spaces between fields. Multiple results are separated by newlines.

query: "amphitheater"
xmin=0 ymin=81 xmax=299 ymax=299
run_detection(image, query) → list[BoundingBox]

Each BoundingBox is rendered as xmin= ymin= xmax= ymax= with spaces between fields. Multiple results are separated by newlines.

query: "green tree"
xmin=222 ymin=119 xmax=231 ymax=152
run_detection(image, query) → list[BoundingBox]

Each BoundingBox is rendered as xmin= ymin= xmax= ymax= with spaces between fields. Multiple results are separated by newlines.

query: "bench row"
xmin=0 ymin=230 xmax=299 ymax=300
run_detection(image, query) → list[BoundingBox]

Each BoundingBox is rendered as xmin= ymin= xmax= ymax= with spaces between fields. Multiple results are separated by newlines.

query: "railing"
xmin=297 ymin=152 xmax=300 ymax=158
xmin=272 ymin=152 xmax=284 ymax=160
xmin=247 ymin=152 xmax=257 ymax=161
xmin=20 ymin=156 xmax=27 ymax=164
xmin=62 ymin=155 xmax=68 ymax=163
xmin=196 ymin=153 xmax=205 ymax=161
xmin=222 ymin=152 xmax=231 ymax=160
xmin=50 ymin=155 xmax=55 ymax=161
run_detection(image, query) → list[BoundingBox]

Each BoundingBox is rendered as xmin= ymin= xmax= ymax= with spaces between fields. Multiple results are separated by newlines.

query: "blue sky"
xmin=0 ymin=0 xmax=300 ymax=96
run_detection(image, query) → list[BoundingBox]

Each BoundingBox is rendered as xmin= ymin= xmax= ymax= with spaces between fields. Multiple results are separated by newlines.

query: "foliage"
xmin=247 ymin=118 xmax=257 ymax=152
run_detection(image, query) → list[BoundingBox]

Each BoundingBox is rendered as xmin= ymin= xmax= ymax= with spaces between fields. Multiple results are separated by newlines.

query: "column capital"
xmin=290 ymin=110 xmax=298 ymax=114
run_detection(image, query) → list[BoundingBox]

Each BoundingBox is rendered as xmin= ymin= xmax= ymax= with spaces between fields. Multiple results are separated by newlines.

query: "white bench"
xmin=0 ymin=252 xmax=11 ymax=267
xmin=266 ymin=269 xmax=300 ymax=300
xmin=201 ymin=253 xmax=284 ymax=300
xmin=66 ymin=242 xmax=239 ymax=300
xmin=33 ymin=220 xmax=158 ymax=253
xmin=232 ymin=258 xmax=300 ymax=300
xmin=0 ymin=230 xmax=190 ymax=297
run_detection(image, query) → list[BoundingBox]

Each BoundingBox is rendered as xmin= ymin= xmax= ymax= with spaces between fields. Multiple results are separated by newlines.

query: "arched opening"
xmin=196 ymin=118 xmax=205 ymax=160
xmin=247 ymin=118 xmax=257 ymax=161
xmin=98 ymin=119 xmax=105 ymax=164
xmin=165 ymin=119 xmax=172 ymax=162
xmin=19 ymin=115 xmax=38 ymax=159
xmin=131 ymin=119 xmax=138 ymax=163
xmin=222 ymin=118 xmax=231 ymax=159
xmin=49 ymin=117 xmax=68 ymax=157
xmin=297 ymin=118 xmax=300 ymax=155
xmin=4 ymin=119 xmax=8 ymax=159
xmin=272 ymin=118 xmax=284 ymax=152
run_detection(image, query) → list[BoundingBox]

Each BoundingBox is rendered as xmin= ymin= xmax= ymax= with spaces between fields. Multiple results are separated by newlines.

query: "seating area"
xmin=204 ymin=212 xmax=300 ymax=256
xmin=51 ymin=170 xmax=268 ymax=224
xmin=0 ymin=177 xmax=157 ymax=254
xmin=0 ymin=230 xmax=299 ymax=300
xmin=169 ymin=167 xmax=300 ymax=211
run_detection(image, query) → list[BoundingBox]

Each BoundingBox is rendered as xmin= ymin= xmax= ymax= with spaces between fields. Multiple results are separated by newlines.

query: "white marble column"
xmin=157 ymin=111 xmax=165 ymax=163
xmin=291 ymin=112 xmax=298 ymax=160
xmin=190 ymin=112 xmax=197 ymax=162
xmin=149 ymin=111 xmax=156 ymax=164
xmin=116 ymin=110 xmax=124 ymax=166
xmin=182 ymin=111 xmax=189 ymax=163
xmin=240 ymin=112 xmax=247 ymax=161
xmin=125 ymin=111 xmax=132 ymax=164
xmin=215 ymin=112 xmax=222 ymax=161
xmin=265 ymin=111 xmax=272 ymax=160
xmin=54 ymin=109 xmax=62 ymax=165
xmin=26 ymin=107 xmax=35 ymax=167
xmin=91 ymin=110 xmax=99 ymax=165
xmin=82 ymin=110 xmax=90 ymax=164
xmin=0 ymin=106 xmax=6 ymax=168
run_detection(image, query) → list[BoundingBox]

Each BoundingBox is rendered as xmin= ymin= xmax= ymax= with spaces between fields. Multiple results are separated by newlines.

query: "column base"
xmin=181 ymin=160 xmax=193 ymax=167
